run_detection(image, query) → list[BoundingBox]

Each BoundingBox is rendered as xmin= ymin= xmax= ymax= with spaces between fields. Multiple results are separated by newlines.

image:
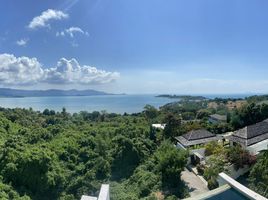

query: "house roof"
xmin=175 ymin=129 xmax=222 ymax=147
xmin=182 ymin=129 xmax=216 ymax=141
xmin=209 ymin=114 xmax=227 ymax=121
xmin=228 ymin=119 xmax=268 ymax=147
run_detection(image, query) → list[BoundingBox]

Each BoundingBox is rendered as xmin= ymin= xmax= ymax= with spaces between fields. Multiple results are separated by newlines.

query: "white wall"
xmin=81 ymin=184 xmax=110 ymax=200
xmin=226 ymin=164 xmax=250 ymax=180
xmin=98 ymin=184 xmax=110 ymax=200
xmin=218 ymin=173 xmax=267 ymax=200
xmin=247 ymin=139 xmax=268 ymax=155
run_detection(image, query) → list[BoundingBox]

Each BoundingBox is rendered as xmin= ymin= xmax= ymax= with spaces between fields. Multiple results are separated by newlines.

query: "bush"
xmin=207 ymin=179 xmax=219 ymax=190
xmin=248 ymin=150 xmax=268 ymax=198
xmin=196 ymin=164 xmax=205 ymax=175
xmin=204 ymin=141 xmax=224 ymax=156
xmin=227 ymin=145 xmax=251 ymax=170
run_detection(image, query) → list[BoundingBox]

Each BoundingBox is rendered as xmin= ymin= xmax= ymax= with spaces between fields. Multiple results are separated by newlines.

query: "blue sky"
xmin=1 ymin=0 xmax=268 ymax=94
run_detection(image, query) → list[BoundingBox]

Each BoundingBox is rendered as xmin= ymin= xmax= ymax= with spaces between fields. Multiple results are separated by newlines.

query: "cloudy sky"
xmin=1 ymin=0 xmax=268 ymax=94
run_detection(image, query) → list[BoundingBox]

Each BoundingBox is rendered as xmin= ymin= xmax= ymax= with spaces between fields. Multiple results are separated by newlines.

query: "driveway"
xmin=181 ymin=168 xmax=209 ymax=197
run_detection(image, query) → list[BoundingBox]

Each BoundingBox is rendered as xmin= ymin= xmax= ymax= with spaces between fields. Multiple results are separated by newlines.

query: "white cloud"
xmin=66 ymin=27 xmax=89 ymax=37
xmin=44 ymin=58 xmax=120 ymax=84
xmin=28 ymin=9 xmax=68 ymax=29
xmin=56 ymin=31 xmax=65 ymax=37
xmin=0 ymin=54 xmax=44 ymax=85
xmin=16 ymin=38 xmax=29 ymax=46
xmin=56 ymin=26 xmax=89 ymax=38
xmin=0 ymin=54 xmax=120 ymax=86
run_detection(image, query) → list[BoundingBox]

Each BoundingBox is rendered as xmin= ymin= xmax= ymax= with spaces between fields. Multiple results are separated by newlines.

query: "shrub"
xmin=207 ymin=179 xmax=219 ymax=190
xmin=204 ymin=141 xmax=225 ymax=156
xmin=196 ymin=164 xmax=205 ymax=175
xmin=227 ymin=145 xmax=251 ymax=170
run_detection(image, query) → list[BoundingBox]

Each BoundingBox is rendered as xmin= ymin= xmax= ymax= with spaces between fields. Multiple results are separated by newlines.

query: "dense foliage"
xmin=230 ymin=103 xmax=268 ymax=129
xmin=1 ymin=94 xmax=268 ymax=199
xmin=249 ymin=150 xmax=268 ymax=198
xmin=199 ymin=142 xmax=255 ymax=190
xmin=0 ymin=107 xmax=188 ymax=200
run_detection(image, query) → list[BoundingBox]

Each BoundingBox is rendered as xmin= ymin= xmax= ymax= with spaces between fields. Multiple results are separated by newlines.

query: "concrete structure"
xmin=81 ymin=184 xmax=110 ymax=200
xmin=98 ymin=184 xmax=110 ymax=200
xmin=152 ymin=123 xmax=166 ymax=129
xmin=247 ymin=138 xmax=268 ymax=155
xmin=181 ymin=168 xmax=209 ymax=197
xmin=81 ymin=196 xmax=97 ymax=200
xmin=183 ymin=184 xmax=231 ymax=200
xmin=184 ymin=173 xmax=268 ymax=199
xmin=189 ymin=148 xmax=206 ymax=165
xmin=226 ymin=164 xmax=250 ymax=179
xmin=218 ymin=173 xmax=267 ymax=200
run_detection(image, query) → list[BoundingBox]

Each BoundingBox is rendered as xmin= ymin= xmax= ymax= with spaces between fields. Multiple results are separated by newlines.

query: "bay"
xmin=0 ymin=95 xmax=176 ymax=114
xmin=0 ymin=93 xmax=255 ymax=114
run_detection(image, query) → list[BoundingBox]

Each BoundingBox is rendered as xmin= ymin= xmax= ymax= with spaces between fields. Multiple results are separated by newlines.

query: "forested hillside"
xmin=1 ymin=95 xmax=268 ymax=199
xmin=0 ymin=107 xmax=188 ymax=200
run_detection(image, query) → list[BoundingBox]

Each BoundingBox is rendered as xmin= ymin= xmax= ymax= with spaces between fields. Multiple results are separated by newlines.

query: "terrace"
xmin=184 ymin=173 xmax=267 ymax=200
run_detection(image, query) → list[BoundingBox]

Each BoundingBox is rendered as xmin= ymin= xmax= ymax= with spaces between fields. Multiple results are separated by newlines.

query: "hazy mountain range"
xmin=0 ymin=88 xmax=113 ymax=97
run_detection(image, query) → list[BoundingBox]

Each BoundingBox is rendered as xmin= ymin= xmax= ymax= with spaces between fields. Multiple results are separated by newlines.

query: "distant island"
xmin=156 ymin=94 xmax=207 ymax=101
xmin=0 ymin=88 xmax=114 ymax=97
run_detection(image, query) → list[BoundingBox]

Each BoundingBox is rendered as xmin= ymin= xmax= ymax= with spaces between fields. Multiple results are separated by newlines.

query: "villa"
xmin=228 ymin=119 xmax=268 ymax=155
xmin=175 ymin=129 xmax=223 ymax=149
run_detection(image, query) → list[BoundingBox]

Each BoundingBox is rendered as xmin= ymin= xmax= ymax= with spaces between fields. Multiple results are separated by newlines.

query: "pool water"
xmin=207 ymin=188 xmax=250 ymax=200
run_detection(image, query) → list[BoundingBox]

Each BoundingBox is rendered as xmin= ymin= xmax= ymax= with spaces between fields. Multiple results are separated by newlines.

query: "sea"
xmin=0 ymin=94 xmax=255 ymax=114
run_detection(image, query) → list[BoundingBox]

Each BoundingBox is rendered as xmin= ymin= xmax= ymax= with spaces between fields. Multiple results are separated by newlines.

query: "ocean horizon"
xmin=0 ymin=93 xmax=257 ymax=114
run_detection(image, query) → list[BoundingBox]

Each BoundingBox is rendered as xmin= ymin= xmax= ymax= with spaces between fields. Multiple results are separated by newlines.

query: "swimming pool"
xmin=207 ymin=188 xmax=250 ymax=200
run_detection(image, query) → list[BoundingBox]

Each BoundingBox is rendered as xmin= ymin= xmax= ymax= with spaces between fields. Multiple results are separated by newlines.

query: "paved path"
xmin=181 ymin=168 xmax=209 ymax=197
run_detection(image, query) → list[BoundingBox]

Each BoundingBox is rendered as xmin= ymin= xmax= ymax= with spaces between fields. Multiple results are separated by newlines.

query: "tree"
xmin=163 ymin=113 xmax=181 ymax=139
xmin=0 ymin=106 xmax=190 ymax=199
xmin=62 ymin=107 xmax=67 ymax=114
xmin=0 ymin=145 xmax=63 ymax=198
xmin=111 ymin=135 xmax=142 ymax=179
xmin=196 ymin=109 xmax=211 ymax=119
xmin=260 ymin=104 xmax=268 ymax=119
xmin=204 ymin=141 xmax=225 ymax=156
xmin=227 ymin=145 xmax=252 ymax=170
xmin=154 ymin=141 xmax=188 ymax=187
xmin=231 ymin=103 xmax=264 ymax=129
xmin=249 ymin=150 xmax=268 ymax=198
xmin=143 ymin=105 xmax=158 ymax=121
xmin=43 ymin=109 xmax=50 ymax=115
xmin=203 ymin=154 xmax=225 ymax=190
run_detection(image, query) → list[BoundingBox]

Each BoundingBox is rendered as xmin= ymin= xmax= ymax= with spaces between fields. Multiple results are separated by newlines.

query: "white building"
xmin=152 ymin=124 xmax=166 ymax=130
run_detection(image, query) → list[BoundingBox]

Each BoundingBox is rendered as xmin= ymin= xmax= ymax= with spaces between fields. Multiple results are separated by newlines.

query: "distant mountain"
xmin=0 ymin=88 xmax=113 ymax=97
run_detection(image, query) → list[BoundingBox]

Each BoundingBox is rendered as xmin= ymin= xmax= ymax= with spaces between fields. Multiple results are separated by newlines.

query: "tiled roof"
xmin=228 ymin=119 xmax=268 ymax=147
xmin=182 ymin=129 xmax=216 ymax=140
xmin=175 ymin=129 xmax=222 ymax=147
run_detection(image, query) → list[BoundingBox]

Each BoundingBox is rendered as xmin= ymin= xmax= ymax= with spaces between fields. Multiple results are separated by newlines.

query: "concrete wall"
xmin=98 ymin=184 xmax=110 ymax=200
xmin=247 ymin=139 xmax=268 ymax=155
xmin=81 ymin=184 xmax=110 ymax=200
xmin=226 ymin=164 xmax=250 ymax=180
xmin=81 ymin=196 xmax=97 ymax=200
xmin=218 ymin=173 xmax=267 ymax=200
